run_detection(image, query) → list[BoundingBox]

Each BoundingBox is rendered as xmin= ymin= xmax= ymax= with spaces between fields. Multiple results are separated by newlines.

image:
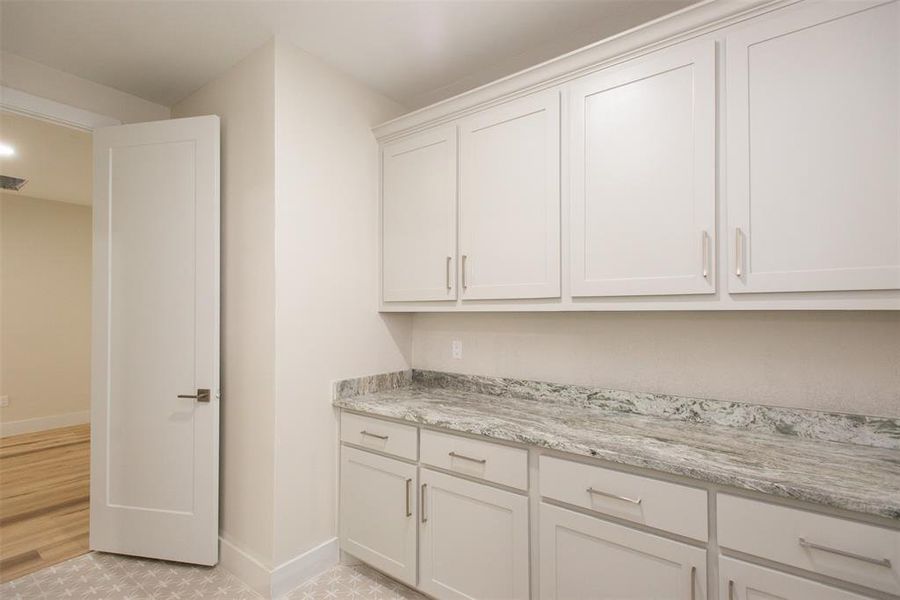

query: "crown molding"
xmin=373 ymin=0 xmax=798 ymax=141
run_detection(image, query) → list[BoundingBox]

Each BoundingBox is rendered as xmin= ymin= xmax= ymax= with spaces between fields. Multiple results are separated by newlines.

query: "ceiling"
xmin=0 ymin=111 xmax=92 ymax=205
xmin=0 ymin=0 xmax=694 ymax=110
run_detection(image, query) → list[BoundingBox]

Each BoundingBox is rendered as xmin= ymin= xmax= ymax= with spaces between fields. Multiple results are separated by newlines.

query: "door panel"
xmin=91 ymin=116 xmax=219 ymax=565
xmin=570 ymin=40 xmax=716 ymax=297
xmin=340 ymin=447 xmax=417 ymax=586
xmin=540 ymin=503 xmax=706 ymax=600
xmin=382 ymin=125 xmax=457 ymax=302
xmin=726 ymin=1 xmax=900 ymax=293
xmin=720 ymin=557 xmax=876 ymax=600
xmin=419 ymin=468 xmax=529 ymax=600
xmin=459 ymin=90 xmax=560 ymax=299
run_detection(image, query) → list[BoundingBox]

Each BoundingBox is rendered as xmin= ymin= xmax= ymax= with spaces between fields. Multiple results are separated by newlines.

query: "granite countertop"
xmin=334 ymin=371 xmax=900 ymax=521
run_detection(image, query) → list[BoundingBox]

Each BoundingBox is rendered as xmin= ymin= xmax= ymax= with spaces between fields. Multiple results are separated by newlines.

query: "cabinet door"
xmin=569 ymin=40 xmax=716 ymax=297
xmin=720 ymin=557 xmax=876 ymax=600
xmin=340 ymin=447 xmax=417 ymax=586
xmin=726 ymin=1 xmax=900 ymax=293
xmin=540 ymin=503 xmax=706 ymax=600
xmin=419 ymin=468 xmax=529 ymax=600
xmin=382 ymin=125 xmax=457 ymax=302
xmin=459 ymin=90 xmax=560 ymax=299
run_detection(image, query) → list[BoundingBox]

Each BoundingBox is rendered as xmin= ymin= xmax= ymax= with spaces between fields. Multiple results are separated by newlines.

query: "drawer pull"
xmin=449 ymin=451 xmax=487 ymax=464
xmin=360 ymin=430 xmax=389 ymax=441
xmin=421 ymin=483 xmax=428 ymax=523
xmin=405 ymin=478 xmax=412 ymax=517
xmin=690 ymin=566 xmax=696 ymax=600
xmin=798 ymin=537 xmax=892 ymax=568
xmin=727 ymin=580 xmax=734 ymax=600
xmin=586 ymin=486 xmax=642 ymax=505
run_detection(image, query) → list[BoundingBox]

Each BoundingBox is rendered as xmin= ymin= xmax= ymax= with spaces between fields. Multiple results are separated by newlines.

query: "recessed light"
xmin=0 ymin=143 xmax=14 ymax=157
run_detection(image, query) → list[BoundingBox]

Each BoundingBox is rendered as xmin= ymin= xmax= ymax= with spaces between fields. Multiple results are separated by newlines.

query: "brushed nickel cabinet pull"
xmin=728 ymin=580 xmax=734 ymax=600
xmin=701 ymin=231 xmax=710 ymax=279
xmin=690 ymin=566 xmax=696 ymax=600
xmin=799 ymin=537 xmax=892 ymax=568
xmin=360 ymin=430 xmax=388 ymax=441
xmin=405 ymin=478 xmax=412 ymax=517
xmin=446 ymin=256 xmax=452 ymax=290
xmin=178 ymin=388 xmax=210 ymax=402
xmin=449 ymin=451 xmax=486 ymax=464
xmin=586 ymin=486 xmax=642 ymax=505
xmin=461 ymin=255 xmax=468 ymax=289
xmin=735 ymin=227 xmax=744 ymax=277
xmin=421 ymin=483 xmax=427 ymax=523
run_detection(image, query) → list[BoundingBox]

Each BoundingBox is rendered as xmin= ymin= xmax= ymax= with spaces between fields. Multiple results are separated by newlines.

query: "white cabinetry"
xmin=540 ymin=503 xmax=707 ymax=599
xmin=382 ymin=125 xmax=457 ymax=302
xmin=419 ymin=468 xmax=529 ymax=600
xmin=339 ymin=447 xmax=417 ymax=586
xmin=568 ymin=40 xmax=716 ymax=297
xmin=726 ymin=1 xmax=900 ymax=294
xmin=720 ymin=557 xmax=876 ymax=600
xmin=458 ymin=90 xmax=561 ymax=299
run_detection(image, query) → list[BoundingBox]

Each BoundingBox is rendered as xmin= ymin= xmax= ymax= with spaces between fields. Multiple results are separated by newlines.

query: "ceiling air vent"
xmin=0 ymin=175 xmax=27 ymax=191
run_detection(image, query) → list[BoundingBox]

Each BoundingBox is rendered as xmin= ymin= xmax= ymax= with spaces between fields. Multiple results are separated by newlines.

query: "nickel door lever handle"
xmin=177 ymin=389 xmax=210 ymax=402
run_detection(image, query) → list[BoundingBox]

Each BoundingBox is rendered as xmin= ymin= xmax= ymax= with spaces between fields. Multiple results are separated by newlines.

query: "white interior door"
xmin=90 ymin=116 xmax=220 ymax=565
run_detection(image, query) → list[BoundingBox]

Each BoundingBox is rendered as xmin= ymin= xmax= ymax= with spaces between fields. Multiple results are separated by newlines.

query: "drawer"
xmin=718 ymin=494 xmax=900 ymax=596
xmin=340 ymin=412 xmax=417 ymax=461
xmin=420 ymin=429 xmax=528 ymax=490
xmin=540 ymin=455 xmax=707 ymax=541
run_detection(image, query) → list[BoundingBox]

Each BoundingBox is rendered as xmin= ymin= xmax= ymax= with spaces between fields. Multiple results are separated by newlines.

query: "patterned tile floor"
xmin=0 ymin=552 xmax=425 ymax=599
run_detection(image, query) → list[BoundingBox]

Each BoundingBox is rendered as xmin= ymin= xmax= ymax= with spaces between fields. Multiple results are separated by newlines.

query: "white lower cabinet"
xmin=540 ymin=503 xmax=707 ymax=600
xmin=419 ymin=468 xmax=530 ymax=600
xmin=720 ymin=557 xmax=875 ymax=600
xmin=339 ymin=447 xmax=417 ymax=586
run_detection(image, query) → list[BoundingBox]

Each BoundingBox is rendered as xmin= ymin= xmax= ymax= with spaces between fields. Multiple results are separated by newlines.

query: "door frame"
xmin=0 ymin=85 xmax=120 ymax=469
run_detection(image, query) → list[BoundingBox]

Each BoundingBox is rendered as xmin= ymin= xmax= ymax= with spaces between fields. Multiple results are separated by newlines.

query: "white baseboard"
xmin=0 ymin=410 xmax=90 ymax=437
xmin=218 ymin=536 xmax=339 ymax=599
xmin=271 ymin=537 xmax=339 ymax=598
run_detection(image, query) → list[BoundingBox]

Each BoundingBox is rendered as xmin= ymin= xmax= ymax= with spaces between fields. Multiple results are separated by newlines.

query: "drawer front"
xmin=420 ymin=429 xmax=528 ymax=490
xmin=718 ymin=494 xmax=900 ymax=595
xmin=340 ymin=412 xmax=417 ymax=461
xmin=540 ymin=455 xmax=708 ymax=541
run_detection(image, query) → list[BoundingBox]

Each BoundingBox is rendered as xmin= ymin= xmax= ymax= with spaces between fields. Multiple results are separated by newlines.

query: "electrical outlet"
xmin=451 ymin=340 xmax=463 ymax=360
xmin=0 ymin=396 xmax=8 ymax=408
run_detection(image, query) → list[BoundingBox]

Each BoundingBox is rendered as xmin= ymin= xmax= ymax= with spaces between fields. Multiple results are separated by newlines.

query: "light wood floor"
xmin=0 ymin=424 xmax=90 ymax=582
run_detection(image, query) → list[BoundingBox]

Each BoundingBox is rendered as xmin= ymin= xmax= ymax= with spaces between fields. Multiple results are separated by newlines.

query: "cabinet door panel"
xmin=540 ymin=503 xmax=706 ymax=600
xmin=340 ymin=447 xmax=417 ymax=586
xmin=720 ymin=557 xmax=876 ymax=600
xmin=570 ymin=40 xmax=716 ymax=297
xmin=727 ymin=1 xmax=900 ymax=293
xmin=382 ymin=125 xmax=457 ymax=301
xmin=419 ymin=468 xmax=529 ymax=600
xmin=459 ymin=91 xmax=560 ymax=299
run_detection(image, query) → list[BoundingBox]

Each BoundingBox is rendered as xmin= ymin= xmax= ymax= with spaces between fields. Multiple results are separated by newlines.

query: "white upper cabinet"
xmin=382 ymin=125 xmax=457 ymax=302
xmin=569 ymin=40 xmax=716 ymax=297
xmin=726 ymin=1 xmax=900 ymax=294
xmin=458 ymin=91 xmax=561 ymax=299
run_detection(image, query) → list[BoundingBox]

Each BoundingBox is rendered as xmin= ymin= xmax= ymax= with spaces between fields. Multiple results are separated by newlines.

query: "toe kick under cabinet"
xmin=339 ymin=411 xmax=897 ymax=600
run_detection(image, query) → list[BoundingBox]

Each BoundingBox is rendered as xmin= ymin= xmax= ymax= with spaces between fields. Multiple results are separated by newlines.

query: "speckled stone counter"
xmin=334 ymin=370 xmax=900 ymax=521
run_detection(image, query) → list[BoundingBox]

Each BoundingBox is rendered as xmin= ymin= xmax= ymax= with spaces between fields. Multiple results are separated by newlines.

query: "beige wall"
xmin=1 ymin=51 xmax=169 ymax=124
xmin=0 ymin=193 xmax=92 ymax=426
xmin=173 ymin=41 xmax=277 ymax=568
xmin=271 ymin=38 xmax=411 ymax=565
xmin=411 ymin=312 xmax=900 ymax=417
